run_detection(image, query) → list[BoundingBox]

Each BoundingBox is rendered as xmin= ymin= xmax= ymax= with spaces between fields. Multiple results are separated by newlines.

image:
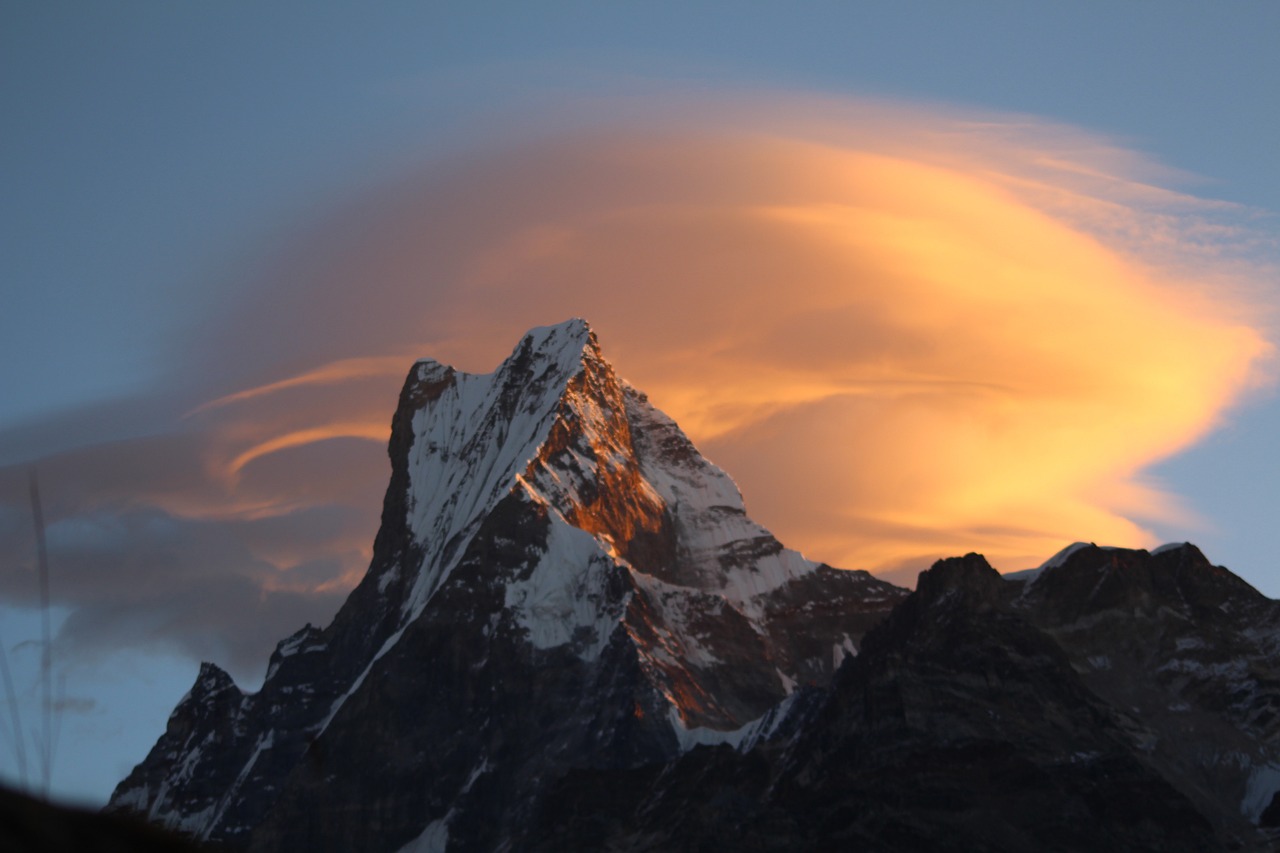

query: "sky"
xmin=3 ymin=1 xmax=1280 ymax=807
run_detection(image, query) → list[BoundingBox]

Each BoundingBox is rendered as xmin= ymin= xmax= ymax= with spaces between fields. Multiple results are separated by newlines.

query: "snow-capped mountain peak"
xmin=106 ymin=320 xmax=905 ymax=850
xmin=105 ymin=321 xmax=1280 ymax=852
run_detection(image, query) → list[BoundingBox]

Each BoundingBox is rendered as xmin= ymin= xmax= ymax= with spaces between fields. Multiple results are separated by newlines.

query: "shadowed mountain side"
xmin=525 ymin=549 xmax=1279 ymax=852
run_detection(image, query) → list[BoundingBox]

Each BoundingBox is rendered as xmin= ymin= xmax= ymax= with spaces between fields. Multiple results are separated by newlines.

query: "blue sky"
xmin=3 ymin=1 xmax=1280 ymax=806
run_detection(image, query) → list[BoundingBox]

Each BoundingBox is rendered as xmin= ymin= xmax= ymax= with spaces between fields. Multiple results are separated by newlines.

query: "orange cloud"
xmin=181 ymin=96 xmax=1276 ymax=582
xmin=191 ymin=355 xmax=412 ymax=416
xmin=226 ymin=424 xmax=389 ymax=480
xmin=8 ymin=95 xmax=1274 ymax=680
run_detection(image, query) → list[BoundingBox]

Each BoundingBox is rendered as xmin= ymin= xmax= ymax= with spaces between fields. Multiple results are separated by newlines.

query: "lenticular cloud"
xmin=207 ymin=96 xmax=1271 ymax=578
xmin=1 ymin=94 xmax=1274 ymax=672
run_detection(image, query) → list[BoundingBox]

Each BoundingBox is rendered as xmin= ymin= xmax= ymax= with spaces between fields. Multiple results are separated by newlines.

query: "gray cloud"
xmin=0 ymin=434 xmax=382 ymax=683
xmin=50 ymin=696 xmax=97 ymax=715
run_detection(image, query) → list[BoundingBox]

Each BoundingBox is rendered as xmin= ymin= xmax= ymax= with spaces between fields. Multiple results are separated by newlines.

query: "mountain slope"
xmin=105 ymin=319 xmax=906 ymax=851
xmin=528 ymin=547 xmax=1280 ymax=852
xmin=1012 ymin=543 xmax=1280 ymax=842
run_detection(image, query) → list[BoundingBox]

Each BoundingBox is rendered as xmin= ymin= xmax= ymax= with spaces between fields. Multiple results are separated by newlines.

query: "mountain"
xmin=104 ymin=319 xmax=907 ymax=851
xmin=1016 ymin=543 xmax=1280 ymax=842
xmin=526 ymin=546 xmax=1280 ymax=851
xmin=106 ymin=320 xmax=1280 ymax=852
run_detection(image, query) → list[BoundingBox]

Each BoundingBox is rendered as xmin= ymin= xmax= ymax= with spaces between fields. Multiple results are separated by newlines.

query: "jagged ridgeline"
xmin=107 ymin=321 xmax=1280 ymax=852
xmin=105 ymin=320 xmax=906 ymax=851
xmin=526 ymin=546 xmax=1280 ymax=852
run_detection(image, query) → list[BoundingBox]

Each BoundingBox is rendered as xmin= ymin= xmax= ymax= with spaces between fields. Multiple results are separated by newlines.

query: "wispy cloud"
xmin=1 ymin=94 xmax=1274 ymax=677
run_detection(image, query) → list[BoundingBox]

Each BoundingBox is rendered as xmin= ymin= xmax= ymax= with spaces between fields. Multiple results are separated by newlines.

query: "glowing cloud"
xmin=225 ymin=424 xmax=389 ymax=480
xmin=196 ymin=98 xmax=1269 ymax=580
xmin=191 ymin=355 xmax=413 ymax=415
xmin=2 ymin=95 xmax=1274 ymax=676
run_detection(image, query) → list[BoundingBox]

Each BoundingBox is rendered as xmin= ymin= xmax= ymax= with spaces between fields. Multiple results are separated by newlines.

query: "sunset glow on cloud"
xmin=1 ymin=96 xmax=1273 ymax=674
xmin=198 ymin=99 xmax=1268 ymax=581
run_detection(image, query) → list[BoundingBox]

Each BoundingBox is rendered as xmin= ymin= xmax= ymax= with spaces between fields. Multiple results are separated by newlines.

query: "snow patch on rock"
xmin=624 ymin=386 xmax=818 ymax=609
xmin=667 ymin=692 xmax=803 ymax=754
xmin=1243 ymin=762 xmax=1280 ymax=823
xmin=397 ymin=819 xmax=449 ymax=853
xmin=1152 ymin=541 xmax=1191 ymax=556
xmin=504 ymin=512 xmax=624 ymax=660
xmin=1039 ymin=542 xmax=1093 ymax=572
xmin=404 ymin=322 xmax=594 ymax=618
xmin=396 ymin=761 xmax=491 ymax=853
xmin=832 ymin=634 xmax=858 ymax=669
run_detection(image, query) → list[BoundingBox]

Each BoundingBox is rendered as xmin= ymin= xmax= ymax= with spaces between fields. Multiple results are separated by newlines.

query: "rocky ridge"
xmin=105 ymin=319 xmax=905 ymax=851
xmin=527 ymin=545 xmax=1280 ymax=851
xmin=105 ymin=320 xmax=1280 ymax=852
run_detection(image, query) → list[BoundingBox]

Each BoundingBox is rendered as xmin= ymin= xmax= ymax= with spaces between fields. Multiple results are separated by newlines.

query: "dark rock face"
xmin=1012 ymin=543 xmax=1280 ymax=845
xmin=529 ymin=547 xmax=1280 ymax=852
xmin=770 ymin=552 xmax=1222 ymax=852
xmin=105 ymin=320 xmax=906 ymax=850
xmin=105 ymin=319 xmax=1280 ymax=851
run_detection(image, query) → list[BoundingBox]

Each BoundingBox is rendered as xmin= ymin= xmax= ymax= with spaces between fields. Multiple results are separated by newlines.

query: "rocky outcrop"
xmin=1012 ymin=543 xmax=1280 ymax=845
xmin=105 ymin=320 xmax=906 ymax=850
xmin=527 ymin=547 xmax=1280 ymax=852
